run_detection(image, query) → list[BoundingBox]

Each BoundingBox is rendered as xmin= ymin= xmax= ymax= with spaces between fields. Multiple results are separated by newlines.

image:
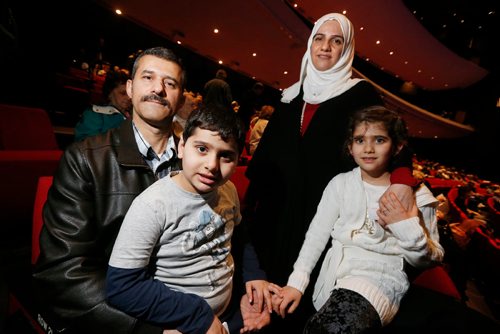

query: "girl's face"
xmin=348 ymin=121 xmax=400 ymax=182
xmin=176 ymin=128 xmax=239 ymax=194
xmin=310 ymin=20 xmax=344 ymax=71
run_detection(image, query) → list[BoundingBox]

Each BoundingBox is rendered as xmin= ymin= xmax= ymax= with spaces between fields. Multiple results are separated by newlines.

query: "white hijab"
xmin=281 ymin=13 xmax=362 ymax=104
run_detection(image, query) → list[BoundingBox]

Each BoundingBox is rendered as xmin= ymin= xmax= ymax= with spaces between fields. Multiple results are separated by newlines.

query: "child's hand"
xmin=245 ymin=280 xmax=273 ymax=313
xmin=273 ymin=285 xmax=302 ymax=318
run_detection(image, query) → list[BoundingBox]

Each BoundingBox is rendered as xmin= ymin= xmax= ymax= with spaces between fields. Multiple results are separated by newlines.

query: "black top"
xmin=245 ymin=81 xmax=384 ymax=286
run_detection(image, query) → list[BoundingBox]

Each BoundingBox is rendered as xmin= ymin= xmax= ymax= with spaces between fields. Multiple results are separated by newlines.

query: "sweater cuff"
xmin=387 ymin=217 xmax=423 ymax=241
xmin=287 ymin=271 xmax=310 ymax=293
xmin=390 ymin=167 xmax=420 ymax=187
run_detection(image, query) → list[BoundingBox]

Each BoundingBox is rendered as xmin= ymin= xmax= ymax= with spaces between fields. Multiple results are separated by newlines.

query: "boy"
xmin=107 ymin=105 xmax=271 ymax=333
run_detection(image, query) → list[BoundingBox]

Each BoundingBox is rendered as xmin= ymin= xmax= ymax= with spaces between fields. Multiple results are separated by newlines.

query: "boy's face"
xmin=177 ymin=128 xmax=239 ymax=194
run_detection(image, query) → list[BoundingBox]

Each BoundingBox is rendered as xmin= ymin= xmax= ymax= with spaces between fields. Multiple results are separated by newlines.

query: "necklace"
xmin=300 ymin=102 xmax=306 ymax=133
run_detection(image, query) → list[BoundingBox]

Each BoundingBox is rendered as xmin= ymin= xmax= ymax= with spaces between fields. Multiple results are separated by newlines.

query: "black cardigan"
xmin=245 ymin=81 xmax=386 ymax=286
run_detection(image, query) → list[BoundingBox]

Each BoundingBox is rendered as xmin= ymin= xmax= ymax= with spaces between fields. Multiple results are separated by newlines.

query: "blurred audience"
xmin=248 ymin=105 xmax=274 ymax=155
xmin=74 ymin=70 xmax=131 ymax=141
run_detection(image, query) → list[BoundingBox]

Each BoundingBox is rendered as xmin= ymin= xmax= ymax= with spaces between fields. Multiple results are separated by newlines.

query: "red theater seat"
xmin=32 ymin=176 xmax=53 ymax=265
xmin=230 ymin=165 xmax=250 ymax=203
xmin=412 ymin=265 xmax=461 ymax=300
xmin=0 ymin=103 xmax=58 ymax=150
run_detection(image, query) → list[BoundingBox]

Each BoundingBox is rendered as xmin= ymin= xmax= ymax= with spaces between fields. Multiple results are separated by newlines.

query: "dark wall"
xmin=0 ymin=0 xmax=281 ymax=111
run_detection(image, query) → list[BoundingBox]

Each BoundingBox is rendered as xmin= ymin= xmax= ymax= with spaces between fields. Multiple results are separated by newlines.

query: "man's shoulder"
xmin=72 ymin=129 xmax=116 ymax=150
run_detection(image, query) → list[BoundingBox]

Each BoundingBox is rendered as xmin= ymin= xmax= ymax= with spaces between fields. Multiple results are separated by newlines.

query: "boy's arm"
xmin=106 ymin=266 xmax=214 ymax=333
xmin=106 ymin=193 xmax=214 ymax=333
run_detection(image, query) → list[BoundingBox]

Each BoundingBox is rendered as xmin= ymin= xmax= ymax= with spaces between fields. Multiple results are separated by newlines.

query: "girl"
xmin=271 ymin=106 xmax=444 ymax=333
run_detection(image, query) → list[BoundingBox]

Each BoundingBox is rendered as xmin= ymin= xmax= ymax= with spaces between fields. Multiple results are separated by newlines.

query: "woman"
xmin=74 ymin=70 xmax=132 ymax=141
xmin=244 ymin=13 xmax=417 ymax=332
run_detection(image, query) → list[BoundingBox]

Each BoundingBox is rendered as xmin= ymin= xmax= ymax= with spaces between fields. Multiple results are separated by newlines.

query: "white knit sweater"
xmin=287 ymin=167 xmax=444 ymax=325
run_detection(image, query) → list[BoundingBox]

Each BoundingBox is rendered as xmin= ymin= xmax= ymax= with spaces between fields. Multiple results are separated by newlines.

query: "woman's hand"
xmin=378 ymin=191 xmax=418 ymax=227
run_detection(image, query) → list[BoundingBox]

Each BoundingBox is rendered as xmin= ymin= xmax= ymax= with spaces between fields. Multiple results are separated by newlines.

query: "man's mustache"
xmin=141 ymin=94 xmax=170 ymax=107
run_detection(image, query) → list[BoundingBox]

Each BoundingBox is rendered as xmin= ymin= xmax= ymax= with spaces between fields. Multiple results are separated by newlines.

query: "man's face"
xmin=127 ymin=55 xmax=183 ymax=129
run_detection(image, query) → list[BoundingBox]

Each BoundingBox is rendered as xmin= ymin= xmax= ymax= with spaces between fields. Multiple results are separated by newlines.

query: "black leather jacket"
xmin=33 ymin=119 xmax=179 ymax=334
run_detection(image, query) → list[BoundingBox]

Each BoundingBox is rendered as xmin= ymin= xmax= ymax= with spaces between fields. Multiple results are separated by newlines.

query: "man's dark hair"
xmin=183 ymin=105 xmax=245 ymax=155
xmin=131 ymin=47 xmax=186 ymax=90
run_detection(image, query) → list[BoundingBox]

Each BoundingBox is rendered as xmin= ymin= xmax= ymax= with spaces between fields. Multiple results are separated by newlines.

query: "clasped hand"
xmin=267 ymin=283 xmax=302 ymax=319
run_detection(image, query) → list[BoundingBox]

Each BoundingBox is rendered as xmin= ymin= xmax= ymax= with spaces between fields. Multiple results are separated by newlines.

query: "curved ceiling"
xmin=296 ymin=0 xmax=489 ymax=90
xmin=96 ymin=0 xmax=490 ymax=138
xmin=97 ymin=0 xmax=488 ymax=91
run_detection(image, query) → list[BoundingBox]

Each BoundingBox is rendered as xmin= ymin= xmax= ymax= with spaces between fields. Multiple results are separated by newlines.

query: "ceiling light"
xmin=252 ymin=53 xmax=257 ymax=57
xmin=214 ymin=28 xmax=219 ymax=34
xmin=218 ymin=60 xmax=223 ymax=64
xmin=115 ymin=9 xmax=122 ymax=15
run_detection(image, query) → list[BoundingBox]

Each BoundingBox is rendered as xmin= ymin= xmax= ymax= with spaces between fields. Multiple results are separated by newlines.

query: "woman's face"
xmin=310 ymin=20 xmax=344 ymax=71
xmin=109 ymin=83 xmax=132 ymax=113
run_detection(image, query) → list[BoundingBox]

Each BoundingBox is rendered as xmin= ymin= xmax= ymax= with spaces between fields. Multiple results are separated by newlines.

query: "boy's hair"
xmin=183 ymin=105 xmax=246 ymax=155
xmin=344 ymin=105 xmax=408 ymax=157
xmin=131 ymin=47 xmax=186 ymax=90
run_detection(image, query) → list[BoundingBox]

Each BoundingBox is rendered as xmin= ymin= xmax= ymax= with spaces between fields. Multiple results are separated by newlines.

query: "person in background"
xmin=248 ymin=105 xmax=275 ymax=155
xmin=237 ymin=82 xmax=264 ymax=132
xmin=270 ymin=106 xmax=444 ymax=333
xmin=172 ymin=90 xmax=201 ymax=138
xmin=107 ymin=105 xmax=272 ymax=334
xmin=203 ymin=68 xmax=233 ymax=111
xmin=74 ymin=69 xmax=132 ymax=141
xmin=32 ymin=46 xmax=265 ymax=334
xmin=231 ymin=100 xmax=240 ymax=113
xmin=244 ymin=13 xmax=418 ymax=333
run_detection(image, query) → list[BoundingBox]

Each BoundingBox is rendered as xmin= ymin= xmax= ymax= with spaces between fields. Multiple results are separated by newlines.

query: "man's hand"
xmin=240 ymin=292 xmax=271 ymax=333
xmin=163 ymin=317 xmax=228 ymax=334
xmin=206 ymin=316 xmax=228 ymax=334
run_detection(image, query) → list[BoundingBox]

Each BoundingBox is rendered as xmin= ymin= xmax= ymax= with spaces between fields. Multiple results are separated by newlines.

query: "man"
xmin=203 ymin=68 xmax=233 ymax=110
xmin=33 ymin=47 xmax=269 ymax=334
